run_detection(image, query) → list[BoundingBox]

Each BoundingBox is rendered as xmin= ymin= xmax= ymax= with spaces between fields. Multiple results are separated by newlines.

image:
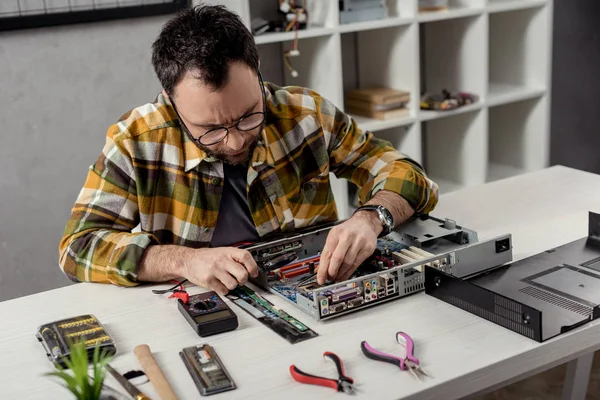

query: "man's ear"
xmin=162 ymin=89 xmax=169 ymax=99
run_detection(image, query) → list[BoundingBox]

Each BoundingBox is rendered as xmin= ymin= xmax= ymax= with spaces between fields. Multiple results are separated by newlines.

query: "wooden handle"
xmin=134 ymin=344 xmax=179 ymax=400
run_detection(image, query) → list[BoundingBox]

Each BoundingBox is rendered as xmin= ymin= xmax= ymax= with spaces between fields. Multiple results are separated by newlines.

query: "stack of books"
xmin=345 ymin=87 xmax=410 ymax=120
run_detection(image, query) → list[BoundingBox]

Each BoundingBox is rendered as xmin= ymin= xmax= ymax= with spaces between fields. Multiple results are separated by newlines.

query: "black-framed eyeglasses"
xmin=170 ymin=71 xmax=268 ymax=146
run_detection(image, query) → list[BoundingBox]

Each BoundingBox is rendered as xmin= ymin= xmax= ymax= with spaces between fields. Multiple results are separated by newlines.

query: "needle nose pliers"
xmin=290 ymin=351 xmax=358 ymax=394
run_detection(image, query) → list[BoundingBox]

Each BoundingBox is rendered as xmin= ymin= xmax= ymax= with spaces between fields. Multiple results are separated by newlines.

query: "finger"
xmin=338 ymin=246 xmax=373 ymax=282
xmin=327 ymin=236 xmax=352 ymax=282
xmin=334 ymin=242 xmax=361 ymax=281
xmin=233 ymin=249 xmax=259 ymax=278
xmin=207 ymin=278 xmax=229 ymax=296
xmin=214 ymin=268 xmax=239 ymax=291
xmin=224 ymin=259 xmax=250 ymax=286
xmin=317 ymin=234 xmax=338 ymax=285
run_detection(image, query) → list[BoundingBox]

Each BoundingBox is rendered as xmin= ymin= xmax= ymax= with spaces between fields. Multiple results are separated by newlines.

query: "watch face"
xmin=381 ymin=208 xmax=393 ymax=227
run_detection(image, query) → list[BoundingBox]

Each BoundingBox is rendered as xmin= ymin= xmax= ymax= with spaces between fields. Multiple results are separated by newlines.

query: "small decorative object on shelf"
xmin=339 ymin=0 xmax=388 ymax=24
xmin=345 ymin=87 xmax=410 ymax=120
xmin=418 ymin=0 xmax=449 ymax=12
xmin=420 ymin=90 xmax=479 ymax=111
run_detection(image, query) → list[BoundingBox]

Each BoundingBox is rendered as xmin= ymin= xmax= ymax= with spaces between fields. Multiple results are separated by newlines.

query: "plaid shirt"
xmin=59 ymin=83 xmax=439 ymax=286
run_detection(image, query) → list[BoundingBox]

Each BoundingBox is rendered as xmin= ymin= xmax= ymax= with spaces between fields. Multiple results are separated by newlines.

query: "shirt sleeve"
xmin=58 ymin=125 xmax=158 ymax=286
xmin=316 ymin=93 xmax=439 ymax=214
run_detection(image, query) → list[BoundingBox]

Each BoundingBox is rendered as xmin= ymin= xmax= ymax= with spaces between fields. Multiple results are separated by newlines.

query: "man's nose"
xmin=225 ymin=129 xmax=244 ymax=150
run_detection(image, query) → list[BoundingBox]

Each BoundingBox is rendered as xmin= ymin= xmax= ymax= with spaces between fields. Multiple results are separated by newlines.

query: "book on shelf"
xmin=345 ymin=87 xmax=410 ymax=120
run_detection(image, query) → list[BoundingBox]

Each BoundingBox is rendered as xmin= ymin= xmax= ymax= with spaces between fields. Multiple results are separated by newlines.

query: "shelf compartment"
xmin=424 ymin=109 xmax=487 ymax=194
xmin=339 ymin=0 xmax=416 ymax=32
xmin=341 ymin=23 xmax=419 ymax=120
xmin=487 ymin=83 xmax=545 ymax=107
xmin=419 ymin=13 xmax=486 ymax=119
xmin=257 ymin=34 xmax=343 ymax=106
xmin=250 ymin=0 xmax=337 ymax=45
xmin=254 ymin=27 xmax=336 ymax=45
xmin=352 ymin=114 xmax=416 ymax=133
xmin=419 ymin=102 xmax=482 ymax=122
xmin=487 ymin=96 xmax=549 ymax=182
xmin=489 ymin=6 xmax=550 ymax=92
xmin=487 ymin=0 xmax=547 ymax=14
xmin=417 ymin=0 xmax=485 ymax=22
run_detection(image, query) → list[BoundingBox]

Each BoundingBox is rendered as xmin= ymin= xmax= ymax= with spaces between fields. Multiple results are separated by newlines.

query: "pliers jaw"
xmin=290 ymin=351 xmax=357 ymax=394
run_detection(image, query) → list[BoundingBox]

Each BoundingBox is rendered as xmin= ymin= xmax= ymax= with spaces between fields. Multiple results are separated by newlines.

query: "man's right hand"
xmin=137 ymin=245 xmax=259 ymax=295
xmin=182 ymin=247 xmax=259 ymax=295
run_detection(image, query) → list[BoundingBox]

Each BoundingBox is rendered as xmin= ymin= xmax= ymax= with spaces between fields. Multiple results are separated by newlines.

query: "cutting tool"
xmin=106 ymin=364 xmax=152 ymax=400
xmin=360 ymin=331 xmax=431 ymax=379
xmin=290 ymin=351 xmax=359 ymax=394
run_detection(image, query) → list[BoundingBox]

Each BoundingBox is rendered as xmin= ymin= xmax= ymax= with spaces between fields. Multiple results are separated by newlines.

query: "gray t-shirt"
xmin=210 ymin=163 xmax=260 ymax=247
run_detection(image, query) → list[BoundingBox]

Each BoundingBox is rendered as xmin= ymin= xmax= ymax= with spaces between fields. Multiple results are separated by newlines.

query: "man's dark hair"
xmin=151 ymin=4 xmax=259 ymax=95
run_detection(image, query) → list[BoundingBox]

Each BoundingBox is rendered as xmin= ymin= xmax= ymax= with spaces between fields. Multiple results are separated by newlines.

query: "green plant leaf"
xmin=45 ymin=339 xmax=113 ymax=400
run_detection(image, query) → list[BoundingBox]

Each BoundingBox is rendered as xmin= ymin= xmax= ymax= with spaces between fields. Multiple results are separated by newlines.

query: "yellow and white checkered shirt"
xmin=59 ymin=82 xmax=439 ymax=286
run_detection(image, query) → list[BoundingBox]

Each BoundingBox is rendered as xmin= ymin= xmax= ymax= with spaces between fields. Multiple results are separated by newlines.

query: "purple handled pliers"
xmin=360 ymin=332 xmax=431 ymax=379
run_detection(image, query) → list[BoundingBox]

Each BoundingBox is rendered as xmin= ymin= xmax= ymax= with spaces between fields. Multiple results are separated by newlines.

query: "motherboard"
xmin=242 ymin=214 xmax=513 ymax=321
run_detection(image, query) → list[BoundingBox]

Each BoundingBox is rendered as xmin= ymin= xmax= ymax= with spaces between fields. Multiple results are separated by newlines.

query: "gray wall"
xmin=549 ymin=1 xmax=600 ymax=174
xmin=0 ymin=16 xmax=169 ymax=301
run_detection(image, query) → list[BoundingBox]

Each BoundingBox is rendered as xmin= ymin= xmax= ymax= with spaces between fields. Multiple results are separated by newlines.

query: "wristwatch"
xmin=353 ymin=205 xmax=394 ymax=238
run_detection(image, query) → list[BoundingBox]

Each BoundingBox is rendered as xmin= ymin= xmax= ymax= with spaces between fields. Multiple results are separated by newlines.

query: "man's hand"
xmin=316 ymin=190 xmax=415 ymax=285
xmin=182 ymin=247 xmax=259 ymax=295
xmin=316 ymin=212 xmax=381 ymax=285
xmin=137 ymin=245 xmax=258 ymax=295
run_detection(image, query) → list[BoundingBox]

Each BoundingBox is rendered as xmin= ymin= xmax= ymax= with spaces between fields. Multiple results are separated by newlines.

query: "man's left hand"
xmin=316 ymin=211 xmax=382 ymax=285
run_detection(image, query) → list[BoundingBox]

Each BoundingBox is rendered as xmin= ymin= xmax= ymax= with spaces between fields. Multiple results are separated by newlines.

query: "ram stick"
xmin=226 ymin=286 xmax=318 ymax=344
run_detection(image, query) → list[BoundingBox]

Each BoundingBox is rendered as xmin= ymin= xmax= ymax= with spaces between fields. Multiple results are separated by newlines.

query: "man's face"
xmin=170 ymin=62 xmax=264 ymax=166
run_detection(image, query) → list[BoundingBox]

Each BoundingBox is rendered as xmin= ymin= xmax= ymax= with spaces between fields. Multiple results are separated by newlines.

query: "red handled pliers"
xmin=290 ymin=351 xmax=358 ymax=394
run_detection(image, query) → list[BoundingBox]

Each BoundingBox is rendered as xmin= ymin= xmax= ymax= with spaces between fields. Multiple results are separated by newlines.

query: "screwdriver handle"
xmin=134 ymin=344 xmax=179 ymax=400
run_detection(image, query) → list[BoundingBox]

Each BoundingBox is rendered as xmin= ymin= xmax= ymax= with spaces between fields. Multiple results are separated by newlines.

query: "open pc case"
xmin=242 ymin=213 xmax=514 ymax=321
xmin=425 ymin=211 xmax=600 ymax=342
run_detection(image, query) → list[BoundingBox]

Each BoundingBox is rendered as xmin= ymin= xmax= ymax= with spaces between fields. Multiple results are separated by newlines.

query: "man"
xmin=58 ymin=5 xmax=439 ymax=295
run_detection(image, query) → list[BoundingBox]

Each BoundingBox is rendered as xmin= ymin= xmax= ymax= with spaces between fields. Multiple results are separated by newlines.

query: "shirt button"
xmin=212 ymin=178 xmax=220 ymax=185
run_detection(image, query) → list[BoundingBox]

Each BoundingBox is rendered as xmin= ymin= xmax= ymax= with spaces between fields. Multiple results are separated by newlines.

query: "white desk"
xmin=2 ymin=165 xmax=600 ymax=400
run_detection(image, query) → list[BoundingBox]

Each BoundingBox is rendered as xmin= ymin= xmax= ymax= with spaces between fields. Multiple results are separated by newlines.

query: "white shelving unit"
xmin=202 ymin=0 xmax=553 ymax=219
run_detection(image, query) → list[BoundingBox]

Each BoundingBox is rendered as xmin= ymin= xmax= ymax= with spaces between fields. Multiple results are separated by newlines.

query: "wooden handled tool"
xmin=134 ymin=344 xmax=179 ymax=400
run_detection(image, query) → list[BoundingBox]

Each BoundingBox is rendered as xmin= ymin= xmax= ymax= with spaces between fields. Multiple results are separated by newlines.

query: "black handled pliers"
xmin=290 ymin=351 xmax=359 ymax=394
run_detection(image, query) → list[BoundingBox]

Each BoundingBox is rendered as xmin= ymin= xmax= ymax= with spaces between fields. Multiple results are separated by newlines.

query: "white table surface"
xmin=3 ymin=165 xmax=600 ymax=400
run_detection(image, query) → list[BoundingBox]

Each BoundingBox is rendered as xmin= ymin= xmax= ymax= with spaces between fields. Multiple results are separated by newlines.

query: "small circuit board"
xmin=226 ymin=285 xmax=317 ymax=344
xmin=180 ymin=344 xmax=236 ymax=396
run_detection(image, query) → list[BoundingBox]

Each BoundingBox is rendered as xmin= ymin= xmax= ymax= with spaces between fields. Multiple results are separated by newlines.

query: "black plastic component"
xmin=425 ymin=212 xmax=600 ymax=342
xmin=360 ymin=341 xmax=401 ymax=368
xmin=495 ymin=238 xmax=511 ymax=253
xmin=178 ymin=292 xmax=238 ymax=337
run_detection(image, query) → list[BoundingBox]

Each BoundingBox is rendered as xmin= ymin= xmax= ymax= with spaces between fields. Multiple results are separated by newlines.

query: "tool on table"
xmin=178 ymin=291 xmax=239 ymax=337
xmin=35 ymin=314 xmax=117 ymax=368
xmin=134 ymin=344 xmax=179 ymax=400
xmin=290 ymin=351 xmax=358 ymax=394
xmin=180 ymin=344 xmax=236 ymax=396
xmin=226 ymin=285 xmax=318 ymax=344
xmin=360 ymin=331 xmax=431 ymax=379
xmin=106 ymin=364 xmax=151 ymax=400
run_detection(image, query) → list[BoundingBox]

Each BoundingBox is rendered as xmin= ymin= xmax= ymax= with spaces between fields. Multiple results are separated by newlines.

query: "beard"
xmin=197 ymin=126 xmax=262 ymax=166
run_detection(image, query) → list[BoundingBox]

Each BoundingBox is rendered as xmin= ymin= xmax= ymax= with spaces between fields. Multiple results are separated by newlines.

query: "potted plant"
xmin=45 ymin=340 xmax=125 ymax=400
